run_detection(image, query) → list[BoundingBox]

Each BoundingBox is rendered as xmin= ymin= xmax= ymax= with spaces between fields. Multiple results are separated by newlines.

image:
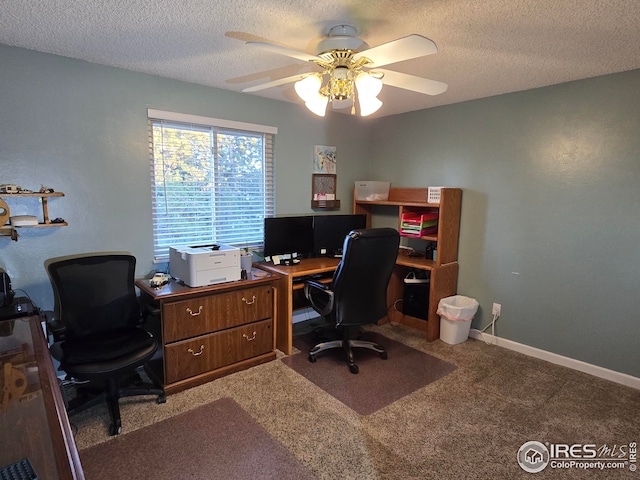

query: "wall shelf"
xmin=0 ymin=192 xmax=67 ymax=241
xmin=311 ymin=199 xmax=341 ymax=209
xmin=311 ymin=174 xmax=340 ymax=210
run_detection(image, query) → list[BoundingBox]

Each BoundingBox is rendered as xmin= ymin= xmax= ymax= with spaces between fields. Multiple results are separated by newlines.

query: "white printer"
xmin=169 ymin=244 xmax=241 ymax=287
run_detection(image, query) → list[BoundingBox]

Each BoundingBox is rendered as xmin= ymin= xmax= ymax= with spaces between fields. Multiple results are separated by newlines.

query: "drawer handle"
xmin=186 ymin=306 xmax=203 ymax=316
xmin=242 ymin=295 xmax=256 ymax=305
xmin=188 ymin=345 xmax=205 ymax=356
xmin=243 ymin=331 xmax=257 ymax=341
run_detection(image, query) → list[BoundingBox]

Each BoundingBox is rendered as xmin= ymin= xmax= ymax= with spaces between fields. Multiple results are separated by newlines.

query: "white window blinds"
xmin=148 ymin=110 xmax=276 ymax=262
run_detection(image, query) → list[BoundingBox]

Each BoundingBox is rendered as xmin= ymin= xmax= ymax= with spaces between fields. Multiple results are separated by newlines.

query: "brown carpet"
xmin=281 ymin=331 xmax=456 ymax=415
xmin=72 ymin=323 xmax=640 ymax=479
xmin=79 ymin=397 xmax=318 ymax=480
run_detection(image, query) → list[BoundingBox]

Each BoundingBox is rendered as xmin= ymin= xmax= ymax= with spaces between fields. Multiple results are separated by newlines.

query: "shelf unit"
xmin=354 ymin=187 xmax=462 ymax=341
xmin=0 ymin=192 xmax=67 ymax=241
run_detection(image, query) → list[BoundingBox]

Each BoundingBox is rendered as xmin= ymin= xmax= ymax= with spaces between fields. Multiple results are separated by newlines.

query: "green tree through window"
xmin=150 ymin=119 xmax=274 ymax=262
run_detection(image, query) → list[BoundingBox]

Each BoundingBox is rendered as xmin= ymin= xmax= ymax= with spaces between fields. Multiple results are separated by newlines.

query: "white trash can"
xmin=437 ymin=295 xmax=479 ymax=345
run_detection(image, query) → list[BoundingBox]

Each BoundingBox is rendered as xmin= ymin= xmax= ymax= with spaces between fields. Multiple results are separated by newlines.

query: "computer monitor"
xmin=313 ymin=214 xmax=367 ymax=257
xmin=263 ymin=216 xmax=315 ymax=259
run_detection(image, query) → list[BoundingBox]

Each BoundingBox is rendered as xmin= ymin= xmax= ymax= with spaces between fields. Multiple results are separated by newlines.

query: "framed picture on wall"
xmin=313 ymin=145 xmax=336 ymax=174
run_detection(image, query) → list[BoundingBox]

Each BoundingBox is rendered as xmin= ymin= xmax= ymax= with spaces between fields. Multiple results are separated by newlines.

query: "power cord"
xmin=474 ymin=312 xmax=500 ymax=345
xmin=387 ymin=298 xmax=404 ymax=327
xmin=61 ymin=378 xmax=91 ymax=387
xmin=13 ymin=289 xmax=39 ymax=311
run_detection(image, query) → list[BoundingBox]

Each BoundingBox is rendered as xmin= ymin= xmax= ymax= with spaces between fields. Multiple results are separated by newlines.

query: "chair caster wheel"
xmin=380 ymin=352 xmax=388 ymax=360
xmin=308 ymin=355 xmax=317 ymax=363
xmin=157 ymin=394 xmax=166 ymax=404
xmin=110 ymin=423 xmax=122 ymax=436
xmin=349 ymin=364 xmax=359 ymax=374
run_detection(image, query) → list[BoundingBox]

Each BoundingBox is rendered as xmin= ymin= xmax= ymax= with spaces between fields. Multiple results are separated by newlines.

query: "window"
xmin=148 ymin=110 xmax=276 ymax=262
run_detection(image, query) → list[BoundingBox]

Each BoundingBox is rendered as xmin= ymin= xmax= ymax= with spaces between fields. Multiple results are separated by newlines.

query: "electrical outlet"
xmin=492 ymin=303 xmax=501 ymax=316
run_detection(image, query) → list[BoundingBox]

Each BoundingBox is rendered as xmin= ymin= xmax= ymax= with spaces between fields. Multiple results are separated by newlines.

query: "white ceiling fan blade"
xmin=377 ymin=69 xmax=448 ymax=96
xmin=242 ymin=74 xmax=305 ymax=93
xmin=246 ymin=42 xmax=323 ymax=63
xmin=355 ymin=35 xmax=438 ymax=68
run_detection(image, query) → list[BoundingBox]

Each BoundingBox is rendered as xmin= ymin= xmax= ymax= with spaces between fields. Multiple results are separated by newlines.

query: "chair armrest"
xmin=43 ymin=310 xmax=66 ymax=342
xmin=304 ymin=281 xmax=334 ymax=317
xmin=141 ymin=301 xmax=161 ymax=317
xmin=139 ymin=296 xmax=162 ymax=330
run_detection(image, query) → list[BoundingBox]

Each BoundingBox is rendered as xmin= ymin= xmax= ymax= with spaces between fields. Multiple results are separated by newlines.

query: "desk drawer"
xmin=163 ymin=285 xmax=272 ymax=342
xmin=164 ymin=319 xmax=273 ymax=384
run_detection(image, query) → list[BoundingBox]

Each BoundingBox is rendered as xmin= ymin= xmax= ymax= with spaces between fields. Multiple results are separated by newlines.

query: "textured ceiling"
xmin=1 ymin=0 xmax=640 ymax=118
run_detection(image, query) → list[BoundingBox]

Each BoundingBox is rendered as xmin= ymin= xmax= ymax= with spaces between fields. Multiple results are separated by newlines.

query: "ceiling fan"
xmin=241 ymin=24 xmax=448 ymax=117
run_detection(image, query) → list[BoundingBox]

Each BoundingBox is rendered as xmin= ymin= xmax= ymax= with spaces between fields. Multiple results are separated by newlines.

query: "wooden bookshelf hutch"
xmin=353 ymin=187 xmax=462 ymax=341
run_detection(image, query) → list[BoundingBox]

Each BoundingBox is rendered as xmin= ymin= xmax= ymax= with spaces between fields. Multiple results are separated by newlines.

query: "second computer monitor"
xmin=313 ymin=214 xmax=367 ymax=257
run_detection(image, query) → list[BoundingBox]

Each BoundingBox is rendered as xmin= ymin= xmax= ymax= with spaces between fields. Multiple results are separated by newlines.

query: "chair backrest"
xmin=331 ymin=228 xmax=400 ymax=327
xmin=45 ymin=254 xmax=140 ymax=339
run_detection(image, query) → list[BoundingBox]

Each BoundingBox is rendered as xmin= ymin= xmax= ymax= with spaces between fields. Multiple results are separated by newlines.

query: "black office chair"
xmin=303 ymin=228 xmax=400 ymax=374
xmin=45 ymin=253 xmax=166 ymax=435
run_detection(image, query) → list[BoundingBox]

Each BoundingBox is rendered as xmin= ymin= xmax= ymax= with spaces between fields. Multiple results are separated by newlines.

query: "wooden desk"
xmin=0 ymin=315 xmax=84 ymax=480
xmin=259 ymin=257 xmax=341 ymax=355
xmin=259 ymin=252 xmax=458 ymax=354
xmin=136 ymin=270 xmax=281 ymax=395
xmin=390 ymin=250 xmax=458 ymax=341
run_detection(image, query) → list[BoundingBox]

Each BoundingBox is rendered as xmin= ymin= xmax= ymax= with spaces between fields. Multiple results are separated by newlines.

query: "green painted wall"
xmin=367 ymin=69 xmax=640 ymax=377
xmin=0 ymin=44 xmax=369 ymax=309
xmin=1 ymin=43 xmax=638 ymax=378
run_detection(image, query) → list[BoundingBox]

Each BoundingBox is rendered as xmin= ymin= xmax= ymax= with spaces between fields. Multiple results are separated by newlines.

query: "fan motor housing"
xmin=316 ymin=24 xmax=369 ymax=54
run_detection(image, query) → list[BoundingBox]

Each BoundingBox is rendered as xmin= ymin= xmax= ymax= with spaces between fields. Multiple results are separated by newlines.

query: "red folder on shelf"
xmin=400 ymin=212 xmax=438 ymax=236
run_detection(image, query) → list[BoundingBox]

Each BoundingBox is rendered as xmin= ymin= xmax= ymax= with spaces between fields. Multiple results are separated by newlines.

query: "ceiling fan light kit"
xmin=294 ymin=74 xmax=322 ymax=100
xmin=356 ymin=73 xmax=384 ymax=116
xmin=242 ymin=24 xmax=447 ymax=117
xmin=294 ymin=74 xmax=329 ymax=116
xmin=294 ymin=62 xmax=385 ymax=117
xmin=305 ymin=93 xmax=330 ymax=117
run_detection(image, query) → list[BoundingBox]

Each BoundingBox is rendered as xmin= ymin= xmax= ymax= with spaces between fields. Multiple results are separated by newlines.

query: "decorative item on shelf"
xmin=425 ymin=243 xmax=433 ymax=260
xmin=10 ymin=216 xmax=38 ymax=227
xmin=427 ymin=186 xmax=444 ymax=204
xmin=0 ymin=198 xmax=9 ymax=225
xmin=425 ymin=242 xmax=437 ymax=261
xmin=312 ymin=173 xmax=340 ymax=209
xmin=0 ymin=185 xmax=20 ymax=194
xmin=354 ymin=181 xmax=390 ymax=201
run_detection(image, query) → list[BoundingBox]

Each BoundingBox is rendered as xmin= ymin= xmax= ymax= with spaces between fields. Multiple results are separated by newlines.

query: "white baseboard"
xmin=469 ymin=329 xmax=640 ymax=390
